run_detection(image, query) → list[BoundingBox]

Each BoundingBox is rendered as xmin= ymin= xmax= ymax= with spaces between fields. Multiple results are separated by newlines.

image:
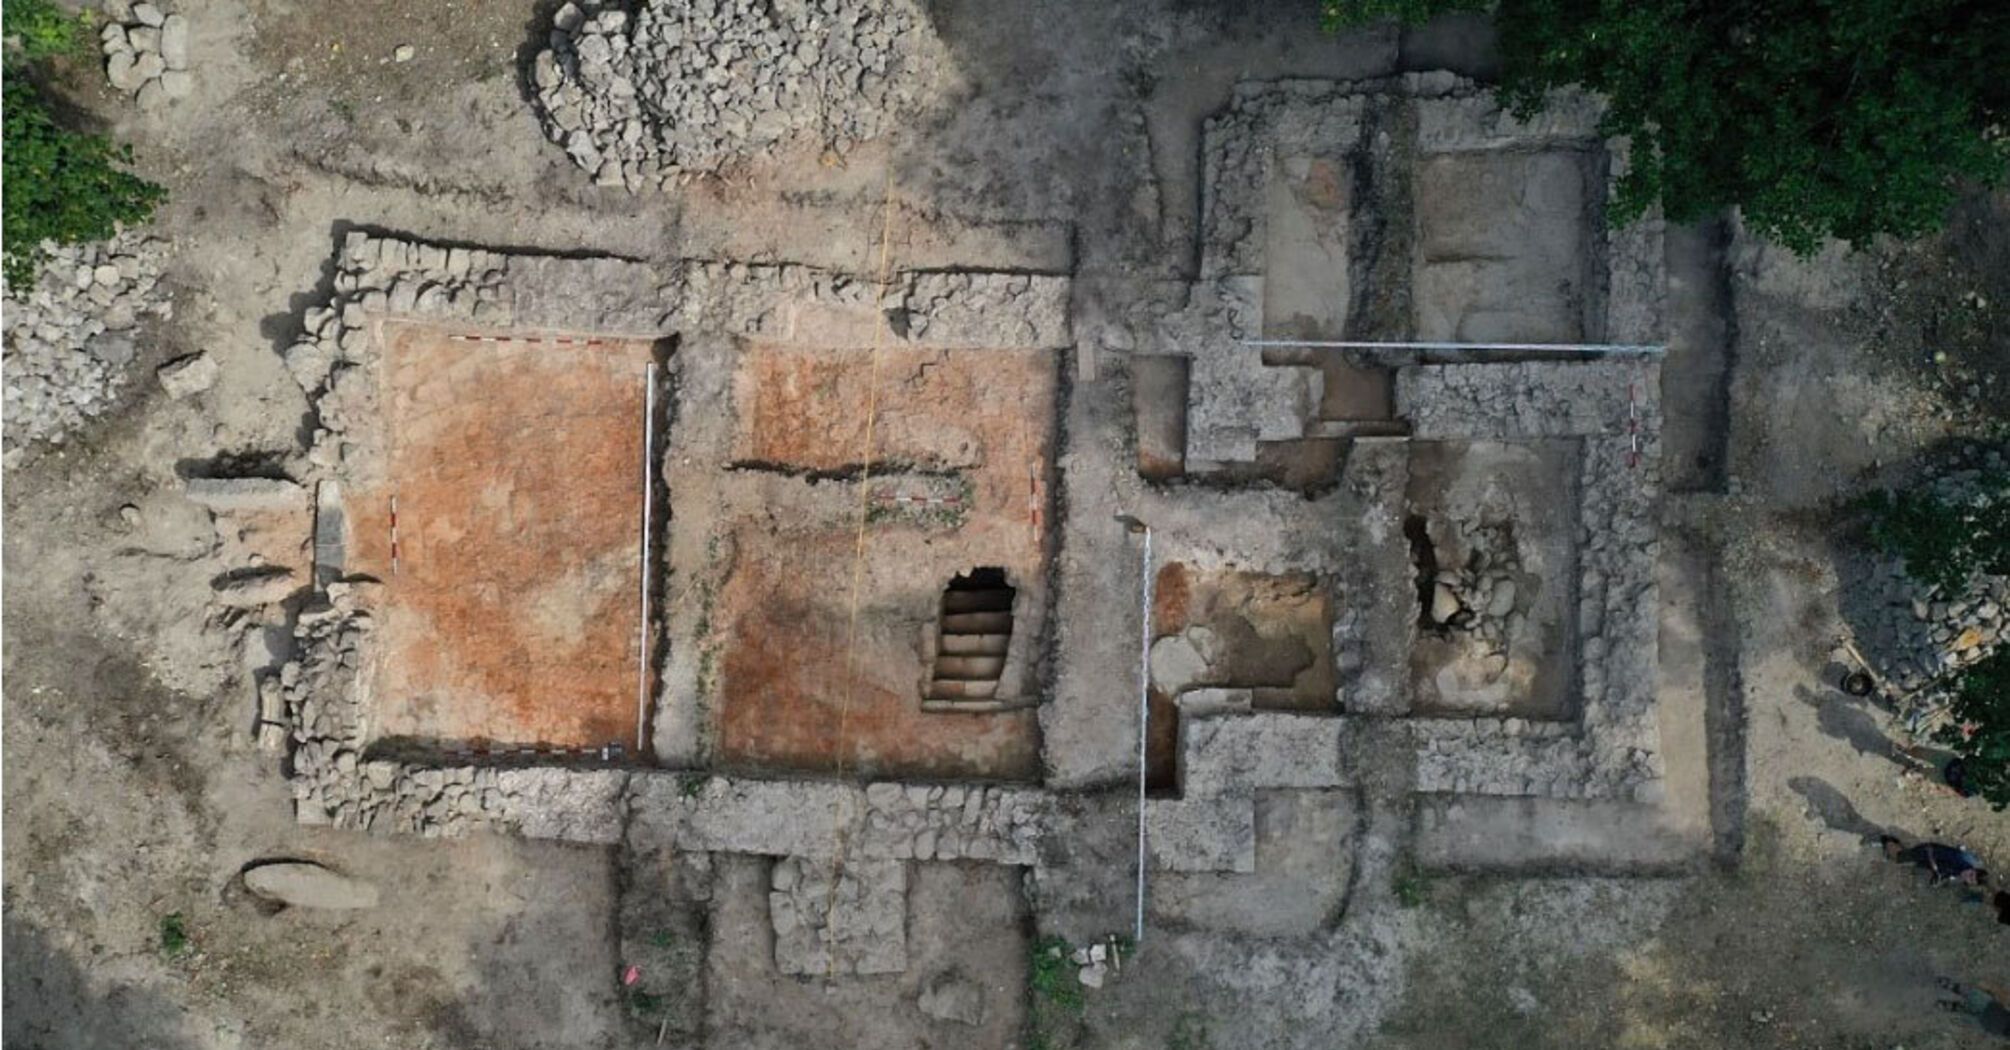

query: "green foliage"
xmin=628 ymin=989 xmax=665 ymax=1016
xmin=1861 ymin=468 xmax=2010 ymax=808
xmin=1029 ymin=936 xmax=1085 ymax=1013
xmin=3 ymin=76 xmax=165 ymax=286
xmin=158 ymin=912 xmax=190 ymax=958
xmin=3 ymin=0 xmax=89 ymax=60
xmin=1322 ymin=0 xmax=2010 ymax=252
xmin=1394 ymin=873 xmax=1429 ymax=908
xmin=1856 ymin=472 xmax=2010 ymax=595
xmin=1321 ymin=0 xmax=1484 ymax=31
xmin=1943 ymin=649 xmax=2010 ymax=810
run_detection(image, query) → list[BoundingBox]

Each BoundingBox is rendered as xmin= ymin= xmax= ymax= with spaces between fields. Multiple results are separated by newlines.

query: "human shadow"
xmin=1788 ymin=775 xmax=1910 ymax=845
xmin=3 ymin=915 xmax=202 ymax=1050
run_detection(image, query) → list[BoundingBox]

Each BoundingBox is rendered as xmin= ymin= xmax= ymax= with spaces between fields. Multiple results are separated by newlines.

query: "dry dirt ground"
xmin=5 ymin=2 xmax=2009 ymax=1048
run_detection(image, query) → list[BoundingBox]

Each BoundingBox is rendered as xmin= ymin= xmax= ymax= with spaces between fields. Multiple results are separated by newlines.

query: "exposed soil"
xmin=714 ymin=345 xmax=1056 ymax=781
xmin=5 ymin=0 xmax=2009 ymax=1048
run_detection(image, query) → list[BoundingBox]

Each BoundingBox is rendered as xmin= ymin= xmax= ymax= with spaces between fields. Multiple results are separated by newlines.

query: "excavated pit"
xmin=709 ymin=344 xmax=1056 ymax=782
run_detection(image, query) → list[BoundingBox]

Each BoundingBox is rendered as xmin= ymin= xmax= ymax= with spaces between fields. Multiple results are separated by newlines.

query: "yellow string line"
xmin=822 ymin=168 xmax=898 ymax=978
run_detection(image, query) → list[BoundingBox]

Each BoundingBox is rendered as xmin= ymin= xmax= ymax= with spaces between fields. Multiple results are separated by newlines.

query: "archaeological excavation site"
xmin=9 ymin=1 xmax=2008 ymax=1048
xmin=242 ymin=69 xmax=1706 ymax=1046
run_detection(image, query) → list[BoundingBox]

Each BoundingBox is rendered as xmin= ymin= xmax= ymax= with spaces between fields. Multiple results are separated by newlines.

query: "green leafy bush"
xmin=1858 ymin=467 xmax=2010 ymax=808
xmin=158 ymin=912 xmax=190 ymax=958
xmin=2 ymin=77 xmax=165 ymax=285
xmin=1322 ymin=0 xmax=2010 ymax=252
xmin=3 ymin=0 xmax=89 ymax=61
xmin=1856 ymin=472 xmax=2010 ymax=595
xmin=1944 ymin=650 xmax=2010 ymax=809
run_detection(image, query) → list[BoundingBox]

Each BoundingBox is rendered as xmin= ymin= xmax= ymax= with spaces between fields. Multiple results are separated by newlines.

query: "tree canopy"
xmin=1325 ymin=0 xmax=2010 ymax=252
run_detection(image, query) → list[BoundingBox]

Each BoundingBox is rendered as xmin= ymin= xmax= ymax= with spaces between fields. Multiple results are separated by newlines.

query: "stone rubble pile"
xmin=532 ymin=0 xmax=942 ymax=188
xmin=100 ymin=1 xmax=193 ymax=109
xmin=1899 ymin=586 xmax=2007 ymax=686
xmin=1856 ymin=455 xmax=2010 ymax=706
xmin=1424 ymin=519 xmax=1525 ymax=665
xmin=2 ymin=230 xmax=170 ymax=452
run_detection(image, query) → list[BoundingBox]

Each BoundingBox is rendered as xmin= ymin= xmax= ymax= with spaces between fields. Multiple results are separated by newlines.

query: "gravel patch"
xmin=532 ymin=0 xmax=945 ymax=189
xmin=2 ymin=231 xmax=172 ymax=454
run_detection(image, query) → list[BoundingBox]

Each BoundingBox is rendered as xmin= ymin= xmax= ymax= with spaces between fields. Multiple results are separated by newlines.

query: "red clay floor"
xmin=349 ymin=323 xmax=656 ymax=754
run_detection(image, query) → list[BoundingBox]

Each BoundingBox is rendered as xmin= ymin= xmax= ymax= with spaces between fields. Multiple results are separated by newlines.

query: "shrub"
xmin=1858 ymin=466 xmax=2010 ymax=809
xmin=1856 ymin=471 xmax=2010 ymax=595
xmin=2 ymin=0 xmax=89 ymax=61
xmin=1944 ymin=649 xmax=2010 ymax=810
xmin=158 ymin=912 xmax=190 ymax=958
xmin=1 ymin=76 xmax=165 ymax=285
xmin=1322 ymin=0 xmax=2010 ymax=253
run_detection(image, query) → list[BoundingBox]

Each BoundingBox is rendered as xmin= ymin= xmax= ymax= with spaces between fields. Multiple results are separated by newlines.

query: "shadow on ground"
xmin=3 ymin=917 xmax=201 ymax=1050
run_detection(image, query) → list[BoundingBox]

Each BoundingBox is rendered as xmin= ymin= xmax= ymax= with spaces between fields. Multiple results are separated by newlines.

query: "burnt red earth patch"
xmin=353 ymin=324 xmax=655 ymax=753
xmin=712 ymin=345 xmax=1054 ymax=781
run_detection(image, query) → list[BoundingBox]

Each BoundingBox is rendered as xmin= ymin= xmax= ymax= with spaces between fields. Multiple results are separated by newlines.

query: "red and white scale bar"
xmin=389 ymin=494 xmax=400 ymax=575
xmin=446 ymin=334 xmax=613 ymax=347
xmin=443 ymin=742 xmax=628 ymax=761
xmin=1625 ymin=377 xmax=1642 ymax=469
xmin=869 ymin=491 xmax=965 ymax=507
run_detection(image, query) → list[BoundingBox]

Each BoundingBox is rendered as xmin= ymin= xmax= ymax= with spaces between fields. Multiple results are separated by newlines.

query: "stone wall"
xmin=276 ymin=232 xmax=1068 ymax=860
xmin=1167 ymin=74 xmax=1668 ymax=467
xmin=1397 ymin=360 xmax=1664 ymax=800
xmin=1145 ymin=712 xmax=1350 ymax=873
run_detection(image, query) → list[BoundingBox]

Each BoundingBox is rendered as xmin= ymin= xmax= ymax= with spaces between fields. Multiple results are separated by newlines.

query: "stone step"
xmin=941 ymin=611 xmax=1013 ymax=634
xmin=940 ymin=633 xmax=1010 ymax=656
xmin=942 ymin=588 xmax=1014 ymax=614
xmin=926 ymin=678 xmax=1001 ymax=701
xmin=932 ymin=655 xmax=1006 ymax=681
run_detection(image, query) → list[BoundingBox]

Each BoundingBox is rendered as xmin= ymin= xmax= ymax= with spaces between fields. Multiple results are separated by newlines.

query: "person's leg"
xmin=1936 ymin=989 xmax=1989 ymax=1018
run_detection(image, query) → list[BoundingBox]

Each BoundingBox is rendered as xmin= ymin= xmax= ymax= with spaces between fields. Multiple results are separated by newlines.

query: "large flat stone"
xmin=182 ymin=477 xmax=307 ymax=511
xmin=242 ymin=862 xmax=380 ymax=909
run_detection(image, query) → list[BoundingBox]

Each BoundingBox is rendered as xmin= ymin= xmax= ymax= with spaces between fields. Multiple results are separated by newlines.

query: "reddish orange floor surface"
xmin=352 ymin=324 xmax=654 ymax=753
xmin=712 ymin=345 xmax=1054 ymax=782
